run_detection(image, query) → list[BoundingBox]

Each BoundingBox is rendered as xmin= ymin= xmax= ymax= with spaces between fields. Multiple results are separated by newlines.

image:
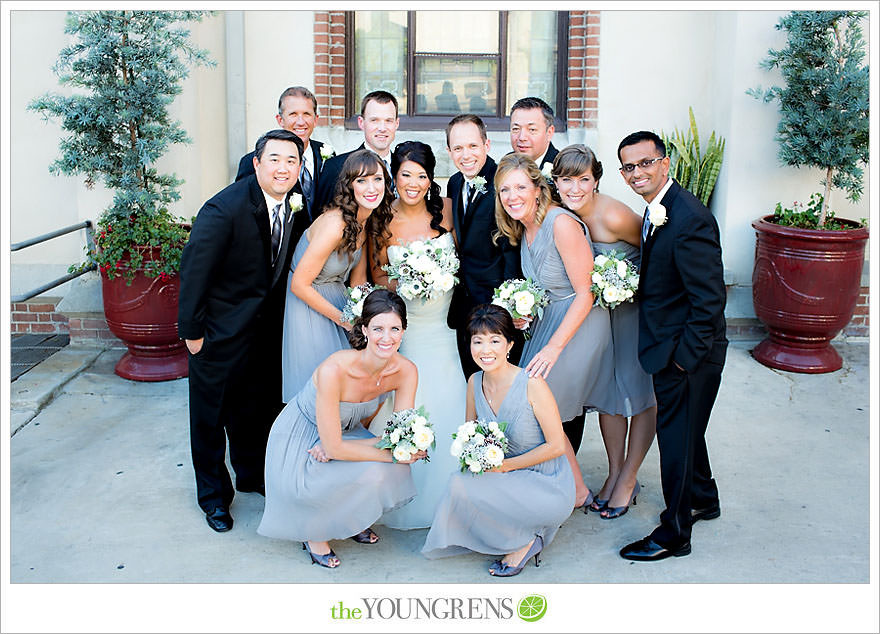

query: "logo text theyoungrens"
xmin=330 ymin=598 xmax=514 ymax=620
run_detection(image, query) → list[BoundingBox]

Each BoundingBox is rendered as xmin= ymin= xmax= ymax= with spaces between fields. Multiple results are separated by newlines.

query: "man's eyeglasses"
xmin=619 ymin=157 xmax=664 ymax=173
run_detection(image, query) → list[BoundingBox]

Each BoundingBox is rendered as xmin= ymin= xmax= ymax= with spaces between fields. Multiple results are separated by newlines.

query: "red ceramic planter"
xmin=751 ymin=216 xmax=868 ymax=373
xmin=101 ymin=248 xmax=188 ymax=381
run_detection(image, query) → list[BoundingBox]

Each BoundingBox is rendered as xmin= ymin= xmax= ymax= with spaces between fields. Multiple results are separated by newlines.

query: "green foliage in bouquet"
xmin=747 ymin=10 xmax=869 ymax=228
xmin=28 ymin=10 xmax=215 ymax=283
xmin=659 ymin=107 xmax=725 ymax=208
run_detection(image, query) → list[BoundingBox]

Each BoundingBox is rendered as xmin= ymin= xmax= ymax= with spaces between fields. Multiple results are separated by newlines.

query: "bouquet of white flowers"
xmin=375 ymin=406 xmax=435 ymax=462
xmin=450 ymin=419 xmax=509 ymax=474
xmin=491 ymin=278 xmax=550 ymax=338
xmin=590 ymin=251 xmax=639 ymax=309
xmin=382 ymin=236 xmax=459 ymax=301
xmin=341 ymin=283 xmax=377 ymax=325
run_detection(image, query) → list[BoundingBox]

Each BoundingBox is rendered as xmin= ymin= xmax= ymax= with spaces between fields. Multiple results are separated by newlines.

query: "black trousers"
xmin=649 ymin=347 xmax=725 ymax=547
xmin=187 ymin=329 xmax=280 ymax=513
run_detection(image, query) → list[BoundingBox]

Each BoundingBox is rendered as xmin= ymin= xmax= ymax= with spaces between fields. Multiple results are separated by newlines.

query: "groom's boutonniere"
xmin=648 ymin=202 xmax=667 ymax=229
xmin=288 ymin=193 xmax=304 ymax=220
xmin=319 ymin=143 xmax=335 ymax=161
xmin=540 ymin=163 xmax=554 ymax=185
xmin=471 ymin=175 xmax=487 ymax=195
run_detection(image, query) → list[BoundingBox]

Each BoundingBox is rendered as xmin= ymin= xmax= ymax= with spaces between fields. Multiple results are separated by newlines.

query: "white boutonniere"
xmin=540 ymin=163 xmax=554 ymax=184
xmin=319 ymin=143 xmax=335 ymax=161
xmin=288 ymin=192 xmax=304 ymax=220
xmin=471 ymin=175 xmax=487 ymax=195
xmin=648 ymin=202 xmax=667 ymax=228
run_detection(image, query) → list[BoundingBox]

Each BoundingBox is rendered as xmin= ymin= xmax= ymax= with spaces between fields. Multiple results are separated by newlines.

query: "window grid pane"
xmin=354 ymin=11 xmax=408 ymax=113
xmin=505 ymin=11 xmax=558 ymax=114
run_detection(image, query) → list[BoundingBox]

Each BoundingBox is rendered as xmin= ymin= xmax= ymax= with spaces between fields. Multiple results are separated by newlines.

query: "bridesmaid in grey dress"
xmin=422 ymin=305 xmax=574 ymax=577
xmin=552 ymin=145 xmax=657 ymax=519
xmin=282 ymin=150 xmax=395 ymax=401
xmin=260 ymin=290 xmax=424 ymax=568
xmin=492 ymin=153 xmax=614 ymax=510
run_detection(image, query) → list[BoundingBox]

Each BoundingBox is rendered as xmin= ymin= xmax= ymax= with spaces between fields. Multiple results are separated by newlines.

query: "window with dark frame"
xmin=346 ymin=10 xmax=568 ymax=131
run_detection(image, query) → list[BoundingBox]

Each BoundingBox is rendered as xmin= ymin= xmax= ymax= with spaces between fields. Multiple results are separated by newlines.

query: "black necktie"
xmin=300 ymin=163 xmax=313 ymax=204
xmin=271 ymin=203 xmax=282 ymax=262
xmin=641 ymin=206 xmax=651 ymax=242
xmin=465 ymin=183 xmax=474 ymax=214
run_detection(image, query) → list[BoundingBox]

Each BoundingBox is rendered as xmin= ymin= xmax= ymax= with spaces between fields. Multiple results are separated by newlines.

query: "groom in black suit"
xmin=617 ymin=131 xmax=727 ymax=561
xmin=445 ymin=114 xmax=522 ymax=378
xmin=179 ymin=129 xmax=303 ymax=532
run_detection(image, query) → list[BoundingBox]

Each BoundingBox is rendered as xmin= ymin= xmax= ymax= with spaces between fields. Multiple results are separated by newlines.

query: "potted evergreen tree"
xmin=29 ymin=10 xmax=214 ymax=381
xmin=747 ymin=10 xmax=869 ymax=373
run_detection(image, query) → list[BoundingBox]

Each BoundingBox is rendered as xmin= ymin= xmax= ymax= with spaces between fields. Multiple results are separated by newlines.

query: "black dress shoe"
xmin=205 ymin=506 xmax=233 ymax=532
xmin=619 ymin=537 xmax=690 ymax=561
xmin=691 ymin=504 xmax=721 ymax=523
xmin=236 ymin=483 xmax=265 ymax=496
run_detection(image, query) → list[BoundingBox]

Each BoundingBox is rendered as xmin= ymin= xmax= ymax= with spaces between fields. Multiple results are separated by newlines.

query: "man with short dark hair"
xmin=313 ymin=90 xmax=400 ymax=213
xmin=236 ymin=86 xmax=333 ymax=223
xmin=509 ymin=96 xmax=558 ymax=171
xmin=616 ymin=130 xmax=727 ymax=562
xmin=445 ymin=113 xmax=522 ymax=378
xmin=179 ymin=129 xmax=303 ymax=533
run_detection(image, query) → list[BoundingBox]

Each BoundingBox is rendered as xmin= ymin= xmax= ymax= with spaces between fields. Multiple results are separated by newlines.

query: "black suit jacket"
xmin=637 ymin=179 xmax=727 ymax=375
xmin=446 ymin=156 xmax=522 ymax=329
xmin=312 ymin=142 xmax=366 ymax=216
xmin=235 ymin=139 xmax=329 ymax=222
xmin=178 ymin=175 xmax=299 ymax=349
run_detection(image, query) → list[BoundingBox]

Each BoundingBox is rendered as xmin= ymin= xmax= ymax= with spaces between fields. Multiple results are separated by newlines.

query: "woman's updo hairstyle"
xmin=390 ymin=141 xmax=446 ymax=237
xmin=347 ymin=288 xmax=408 ymax=350
xmin=465 ymin=303 xmax=518 ymax=344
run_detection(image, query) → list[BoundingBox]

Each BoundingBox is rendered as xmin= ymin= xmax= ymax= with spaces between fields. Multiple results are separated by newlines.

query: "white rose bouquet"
xmin=589 ymin=251 xmax=639 ymax=310
xmin=340 ymin=283 xmax=380 ymax=325
xmin=450 ymin=419 xmax=509 ymax=474
xmin=375 ymin=406 xmax=435 ymax=462
xmin=382 ymin=235 xmax=459 ymax=301
xmin=491 ymin=278 xmax=550 ymax=339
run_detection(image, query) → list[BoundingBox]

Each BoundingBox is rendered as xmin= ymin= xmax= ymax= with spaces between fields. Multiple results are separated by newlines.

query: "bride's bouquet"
xmin=590 ymin=251 xmax=639 ymax=310
xmin=450 ymin=419 xmax=509 ymax=474
xmin=491 ymin=278 xmax=550 ymax=338
xmin=375 ymin=406 xmax=435 ymax=462
xmin=382 ymin=236 xmax=459 ymax=301
xmin=341 ymin=283 xmax=377 ymax=324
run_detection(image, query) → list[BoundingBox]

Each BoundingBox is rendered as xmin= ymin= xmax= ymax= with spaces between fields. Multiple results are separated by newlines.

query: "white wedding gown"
xmin=376 ymin=232 xmax=466 ymax=530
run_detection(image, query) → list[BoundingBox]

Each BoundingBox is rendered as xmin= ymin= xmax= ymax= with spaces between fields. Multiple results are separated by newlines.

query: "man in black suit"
xmin=313 ymin=90 xmax=399 ymax=214
xmin=445 ymin=114 xmax=522 ymax=378
xmin=235 ymin=86 xmax=332 ymax=224
xmin=616 ymin=131 xmax=727 ymax=562
xmin=509 ymin=96 xmax=559 ymax=172
xmin=178 ymin=129 xmax=303 ymax=533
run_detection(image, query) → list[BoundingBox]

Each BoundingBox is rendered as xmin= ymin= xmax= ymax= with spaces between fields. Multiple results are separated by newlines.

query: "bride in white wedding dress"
xmin=368 ymin=141 xmax=466 ymax=530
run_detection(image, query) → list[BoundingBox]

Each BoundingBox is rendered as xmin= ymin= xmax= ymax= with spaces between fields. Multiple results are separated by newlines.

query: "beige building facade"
xmin=8 ymin=9 xmax=872 ymax=322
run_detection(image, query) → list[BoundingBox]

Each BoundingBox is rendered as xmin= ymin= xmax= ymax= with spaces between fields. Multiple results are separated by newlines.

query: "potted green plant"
xmin=29 ymin=10 xmax=213 ymax=381
xmin=660 ymin=106 xmax=726 ymax=207
xmin=747 ymin=10 xmax=869 ymax=373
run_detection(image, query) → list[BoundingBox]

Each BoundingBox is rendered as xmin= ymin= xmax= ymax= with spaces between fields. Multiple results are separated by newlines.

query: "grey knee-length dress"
xmin=421 ymin=369 xmax=575 ymax=559
xmin=519 ymin=206 xmax=616 ymax=419
xmin=258 ymin=378 xmax=417 ymax=542
xmin=282 ymin=232 xmax=360 ymax=402
xmin=592 ymin=240 xmax=656 ymax=417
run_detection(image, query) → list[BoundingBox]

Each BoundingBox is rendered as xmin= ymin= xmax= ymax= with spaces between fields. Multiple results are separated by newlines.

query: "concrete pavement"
xmin=8 ymin=340 xmax=871 ymax=585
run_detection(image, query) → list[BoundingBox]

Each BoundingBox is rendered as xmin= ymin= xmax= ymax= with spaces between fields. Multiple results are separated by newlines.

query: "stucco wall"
xmin=9 ymin=9 xmax=871 ymax=319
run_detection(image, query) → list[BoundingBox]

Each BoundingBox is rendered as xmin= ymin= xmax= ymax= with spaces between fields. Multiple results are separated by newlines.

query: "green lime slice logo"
xmin=517 ymin=594 xmax=547 ymax=622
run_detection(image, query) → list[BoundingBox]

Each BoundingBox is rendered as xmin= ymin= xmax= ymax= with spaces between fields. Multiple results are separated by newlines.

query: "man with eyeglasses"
xmin=616 ymin=130 xmax=727 ymax=562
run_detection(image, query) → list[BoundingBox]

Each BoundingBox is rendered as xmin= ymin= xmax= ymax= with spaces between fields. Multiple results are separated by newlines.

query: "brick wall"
xmin=566 ymin=11 xmax=599 ymax=129
xmin=844 ymin=286 xmax=869 ymax=338
xmin=66 ymin=316 xmax=123 ymax=346
xmin=314 ymin=11 xmax=347 ymax=127
xmin=11 ymin=299 xmax=68 ymax=335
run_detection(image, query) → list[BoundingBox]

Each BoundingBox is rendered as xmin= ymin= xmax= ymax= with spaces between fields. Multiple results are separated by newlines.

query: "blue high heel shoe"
xmin=586 ymin=496 xmax=609 ymax=514
xmin=600 ymin=481 xmax=640 ymax=520
xmin=302 ymin=542 xmax=340 ymax=568
xmin=574 ymin=490 xmax=595 ymax=513
xmin=488 ymin=535 xmax=544 ymax=577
